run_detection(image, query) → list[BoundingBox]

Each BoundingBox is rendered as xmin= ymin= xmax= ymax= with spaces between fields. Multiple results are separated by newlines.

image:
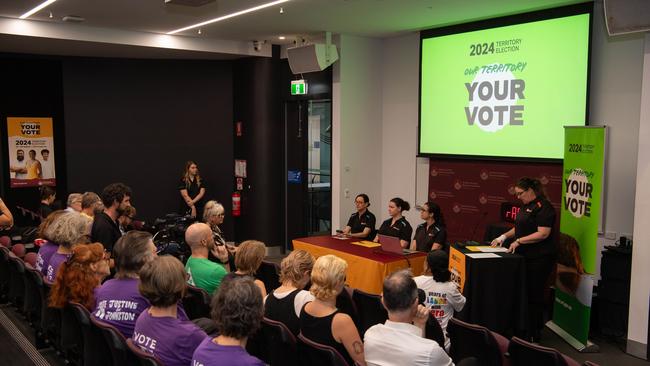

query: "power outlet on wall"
xmin=604 ymin=231 xmax=617 ymax=240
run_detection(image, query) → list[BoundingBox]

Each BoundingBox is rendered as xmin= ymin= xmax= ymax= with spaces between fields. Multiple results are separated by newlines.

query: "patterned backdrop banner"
xmin=428 ymin=158 xmax=562 ymax=243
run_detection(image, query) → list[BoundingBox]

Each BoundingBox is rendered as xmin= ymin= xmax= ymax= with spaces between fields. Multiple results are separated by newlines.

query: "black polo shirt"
xmin=91 ymin=211 xmax=122 ymax=252
xmin=514 ymin=197 xmax=556 ymax=258
xmin=346 ymin=210 xmax=376 ymax=239
xmin=178 ymin=178 xmax=207 ymax=214
xmin=413 ymin=223 xmax=447 ymax=252
xmin=377 ymin=217 xmax=413 ymax=242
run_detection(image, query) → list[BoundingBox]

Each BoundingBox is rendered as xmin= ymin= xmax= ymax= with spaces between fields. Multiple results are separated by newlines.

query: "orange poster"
xmin=449 ymin=246 xmax=466 ymax=293
xmin=7 ymin=117 xmax=56 ymax=188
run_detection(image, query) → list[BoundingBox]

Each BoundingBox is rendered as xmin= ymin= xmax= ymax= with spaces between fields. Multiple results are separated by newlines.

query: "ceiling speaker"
xmin=287 ymin=44 xmax=339 ymax=74
xmin=604 ymin=0 xmax=650 ymax=35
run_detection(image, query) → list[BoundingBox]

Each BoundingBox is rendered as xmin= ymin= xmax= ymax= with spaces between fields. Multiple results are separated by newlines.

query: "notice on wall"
xmin=449 ymin=246 xmax=466 ymax=292
xmin=7 ymin=117 xmax=56 ymax=188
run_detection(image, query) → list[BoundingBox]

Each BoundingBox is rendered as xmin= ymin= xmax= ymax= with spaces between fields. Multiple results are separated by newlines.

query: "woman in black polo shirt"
xmin=178 ymin=161 xmax=206 ymax=218
xmin=374 ymin=197 xmax=413 ymax=248
xmin=411 ymin=201 xmax=447 ymax=252
xmin=342 ymin=194 xmax=376 ymax=240
xmin=490 ymin=177 xmax=556 ymax=342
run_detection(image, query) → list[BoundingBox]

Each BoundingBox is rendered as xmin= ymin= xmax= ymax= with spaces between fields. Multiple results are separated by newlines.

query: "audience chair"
xmin=425 ymin=313 xmax=446 ymax=349
xmin=351 ymin=288 xmax=387 ymax=336
xmin=23 ymin=252 xmax=38 ymax=268
xmin=0 ymin=235 xmax=11 ymax=247
xmin=126 ymin=338 xmax=164 ymax=366
xmin=41 ymin=281 xmax=63 ymax=352
xmin=0 ymin=246 xmax=11 ymax=302
xmin=336 ymin=285 xmax=360 ymax=327
xmin=249 ymin=317 xmax=298 ymax=366
xmin=447 ymin=318 xmax=509 ymax=366
xmin=11 ymin=243 xmax=26 ymax=258
xmin=7 ymin=253 xmax=26 ymax=309
xmin=257 ymin=260 xmax=281 ymax=294
xmin=297 ymin=333 xmax=350 ymax=366
xmin=68 ymin=303 xmax=113 ymax=366
xmin=61 ymin=303 xmax=85 ymax=365
xmin=508 ymin=336 xmax=581 ymax=366
xmin=182 ymin=285 xmax=211 ymax=320
xmin=22 ymin=266 xmax=44 ymax=335
xmin=92 ymin=317 xmax=139 ymax=366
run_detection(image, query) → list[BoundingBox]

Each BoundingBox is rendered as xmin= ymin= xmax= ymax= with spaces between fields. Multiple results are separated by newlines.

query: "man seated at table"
xmin=364 ymin=269 xmax=453 ymax=366
xmin=185 ymin=222 xmax=230 ymax=295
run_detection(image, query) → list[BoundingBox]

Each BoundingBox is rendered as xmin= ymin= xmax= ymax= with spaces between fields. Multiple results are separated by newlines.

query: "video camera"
xmin=148 ymin=213 xmax=197 ymax=263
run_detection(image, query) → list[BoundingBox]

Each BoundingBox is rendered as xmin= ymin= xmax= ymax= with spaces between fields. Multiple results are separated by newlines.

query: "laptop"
xmin=377 ymin=234 xmax=417 ymax=255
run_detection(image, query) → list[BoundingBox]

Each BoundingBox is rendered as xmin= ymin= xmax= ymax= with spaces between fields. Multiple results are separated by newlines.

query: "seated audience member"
xmin=39 ymin=185 xmax=57 ymax=219
xmin=93 ymin=231 xmax=158 ymax=338
xmin=300 ymin=255 xmax=365 ymax=366
xmin=414 ymin=250 xmax=466 ymax=350
xmin=34 ymin=210 xmax=66 ymax=271
xmin=81 ymin=191 xmax=103 ymax=219
xmin=133 ymin=256 xmax=207 ymax=366
xmin=49 ymin=243 xmax=110 ymax=310
xmin=65 ymin=193 xmax=83 ymax=213
xmin=192 ymin=276 xmax=265 ymax=366
xmin=0 ymin=197 xmax=13 ymax=230
xmin=364 ymin=270 xmax=453 ymax=366
xmin=204 ymin=200 xmax=226 ymax=245
xmin=185 ymin=223 xmax=230 ymax=295
xmin=91 ymin=182 xmax=132 ymax=252
xmin=264 ymin=249 xmax=315 ymax=336
xmin=227 ymin=240 xmax=267 ymax=298
xmin=117 ymin=205 xmax=136 ymax=235
xmin=42 ymin=212 xmax=93 ymax=282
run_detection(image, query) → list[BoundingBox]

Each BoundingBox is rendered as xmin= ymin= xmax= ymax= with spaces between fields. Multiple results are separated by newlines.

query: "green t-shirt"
xmin=185 ymin=256 xmax=227 ymax=295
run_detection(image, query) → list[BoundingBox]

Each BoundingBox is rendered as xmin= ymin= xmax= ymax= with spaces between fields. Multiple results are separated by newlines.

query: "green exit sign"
xmin=291 ymin=80 xmax=308 ymax=95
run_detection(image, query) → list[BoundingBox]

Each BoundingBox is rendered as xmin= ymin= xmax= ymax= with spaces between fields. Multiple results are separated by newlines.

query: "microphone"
xmin=468 ymin=211 xmax=489 ymax=244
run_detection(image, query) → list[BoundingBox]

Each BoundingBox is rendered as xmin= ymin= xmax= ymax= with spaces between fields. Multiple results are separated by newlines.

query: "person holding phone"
xmin=341 ymin=194 xmax=376 ymax=240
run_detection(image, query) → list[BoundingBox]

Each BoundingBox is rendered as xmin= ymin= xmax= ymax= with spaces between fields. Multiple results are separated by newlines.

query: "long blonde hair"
xmin=182 ymin=160 xmax=202 ymax=188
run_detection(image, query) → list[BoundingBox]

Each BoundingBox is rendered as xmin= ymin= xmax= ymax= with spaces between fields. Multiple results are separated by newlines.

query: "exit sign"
xmin=291 ymin=80 xmax=308 ymax=95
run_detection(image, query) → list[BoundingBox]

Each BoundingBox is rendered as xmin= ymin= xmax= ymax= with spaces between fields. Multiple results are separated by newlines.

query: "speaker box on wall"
xmin=287 ymin=44 xmax=339 ymax=74
xmin=604 ymin=0 xmax=650 ymax=35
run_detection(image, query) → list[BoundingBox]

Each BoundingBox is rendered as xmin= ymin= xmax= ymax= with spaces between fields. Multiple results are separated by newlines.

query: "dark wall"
xmin=62 ymin=58 xmax=234 ymax=235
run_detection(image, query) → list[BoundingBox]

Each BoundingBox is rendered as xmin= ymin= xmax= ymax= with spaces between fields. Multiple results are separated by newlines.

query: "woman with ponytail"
xmin=374 ymin=197 xmax=413 ymax=248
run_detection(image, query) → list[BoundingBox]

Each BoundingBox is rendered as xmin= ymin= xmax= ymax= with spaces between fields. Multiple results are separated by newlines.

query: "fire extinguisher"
xmin=232 ymin=192 xmax=241 ymax=217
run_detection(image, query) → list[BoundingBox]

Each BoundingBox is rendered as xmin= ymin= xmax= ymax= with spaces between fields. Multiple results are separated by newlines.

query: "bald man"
xmin=184 ymin=222 xmax=230 ymax=295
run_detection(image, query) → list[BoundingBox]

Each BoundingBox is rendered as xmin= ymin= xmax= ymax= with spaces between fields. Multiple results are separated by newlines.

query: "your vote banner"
xmin=7 ymin=117 xmax=56 ymax=188
xmin=548 ymin=126 xmax=605 ymax=350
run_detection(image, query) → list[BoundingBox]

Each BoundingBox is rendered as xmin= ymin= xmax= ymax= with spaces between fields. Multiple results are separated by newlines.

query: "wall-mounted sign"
xmin=7 ymin=117 xmax=56 ymax=188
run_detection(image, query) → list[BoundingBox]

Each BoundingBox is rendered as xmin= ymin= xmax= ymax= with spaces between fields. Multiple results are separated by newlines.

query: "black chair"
xmin=257 ymin=260 xmax=281 ymax=294
xmin=351 ymin=288 xmax=387 ymax=336
xmin=126 ymin=338 xmax=164 ymax=366
xmin=424 ymin=313 xmax=446 ymax=349
xmin=92 ymin=317 xmax=139 ymax=366
xmin=61 ymin=303 xmax=85 ymax=365
xmin=68 ymin=302 xmax=113 ymax=366
xmin=250 ymin=317 xmax=298 ymax=366
xmin=7 ymin=253 xmax=26 ymax=309
xmin=0 ymin=246 xmax=11 ymax=303
xmin=297 ymin=333 xmax=350 ymax=366
xmin=182 ymin=285 xmax=211 ymax=320
xmin=23 ymin=266 xmax=47 ymax=348
xmin=508 ymin=336 xmax=580 ymax=366
xmin=447 ymin=317 xmax=509 ymax=366
xmin=336 ymin=285 xmax=360 ymax=327
xmin=41 ymin=280 xmax=63 ymax=352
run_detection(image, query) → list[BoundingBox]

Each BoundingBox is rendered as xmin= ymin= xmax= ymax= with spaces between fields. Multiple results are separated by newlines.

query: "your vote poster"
xmin=7 ymin=117 xmax=56 ymax=188
xmin=547 ymin=126 xmax=605 ymax=350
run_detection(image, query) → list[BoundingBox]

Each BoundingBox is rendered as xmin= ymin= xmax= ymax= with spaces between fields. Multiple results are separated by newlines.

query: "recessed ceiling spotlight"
xmin=280 ymin=7 xmax=284 ymax=14
xmin=49 ymin=12 xmax=53 ymax=18
xmin=19 ymin=0 xmax=57 ymax=19
xmin=167 ymin=0 xmax=289 ymax=35
xmin=198 ymin=29 xmax=202 ymax=34
xmin=279 ymin=36 xmax=285 ymax=40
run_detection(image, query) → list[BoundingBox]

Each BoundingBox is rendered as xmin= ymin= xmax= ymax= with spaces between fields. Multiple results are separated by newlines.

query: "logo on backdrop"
xmin=464 ymin=64 xmax=526 ymax=132
xmin=564 ymin=168 xmax=593 ymax=218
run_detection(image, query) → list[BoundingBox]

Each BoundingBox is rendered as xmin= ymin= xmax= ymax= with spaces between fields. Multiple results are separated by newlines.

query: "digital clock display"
xmin=501 ymin=202 xmax=521 ymax=223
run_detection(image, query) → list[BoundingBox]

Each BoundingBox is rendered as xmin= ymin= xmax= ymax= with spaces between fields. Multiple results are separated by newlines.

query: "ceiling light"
xmin=280 ymin=7 xmax=284 ymax=14
xmin=279 ymin=36 xmax=285 ymax=40
xmin=167 ymin=0 xmax=289 ymax=35
xmin=19 ymin=0 xmax=57 ymax=19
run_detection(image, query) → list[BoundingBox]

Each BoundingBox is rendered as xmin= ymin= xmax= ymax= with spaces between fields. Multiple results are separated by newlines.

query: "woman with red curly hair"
xmin=49 ymin=242 xmax=110 ymax=310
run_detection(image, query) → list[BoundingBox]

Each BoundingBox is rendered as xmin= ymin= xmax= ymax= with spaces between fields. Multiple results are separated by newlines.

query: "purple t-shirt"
xmin=36 ymin=240 xmax=59 ymax=273
xmin=192 ymin=337 xmax=265 ymax=366
xmin=93 ymin=278 xmax=189 ymax=338
xmin=132 ymin=309 xmax=207 ymax=366
xmin=45 ymin=252 xmax=72 ymax=282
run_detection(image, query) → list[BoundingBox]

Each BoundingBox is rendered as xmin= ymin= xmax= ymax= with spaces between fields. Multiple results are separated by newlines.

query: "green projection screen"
xmin=419 ymin=5 xmax=591 ymax=160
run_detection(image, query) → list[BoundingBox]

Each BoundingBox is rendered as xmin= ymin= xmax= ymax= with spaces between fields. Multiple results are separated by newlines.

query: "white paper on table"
xmin=466 ymin=253 xmax=501 ymax=259
xmin=477 ymin=247 xmax=509 ymax=253
xmin=331 ymin=236 xmax=349 ymax=240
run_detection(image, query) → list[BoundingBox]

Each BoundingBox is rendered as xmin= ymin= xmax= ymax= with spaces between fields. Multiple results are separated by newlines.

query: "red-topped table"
xmin=292 ymin=235 xmax=426 ymax=294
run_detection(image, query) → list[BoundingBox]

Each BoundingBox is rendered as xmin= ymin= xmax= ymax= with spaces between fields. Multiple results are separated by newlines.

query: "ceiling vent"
xmin=164 ymin=0 xmax=216 ymax=6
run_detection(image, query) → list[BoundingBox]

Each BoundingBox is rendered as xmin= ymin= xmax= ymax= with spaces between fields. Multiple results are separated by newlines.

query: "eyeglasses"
xmin=514 ymin=189 xmax=527 ymax=197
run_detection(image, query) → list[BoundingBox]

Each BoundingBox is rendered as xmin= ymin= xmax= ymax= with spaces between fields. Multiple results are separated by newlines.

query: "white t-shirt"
xmin=12 ymin=159 xmax=27 ymax=179
xmin=41 ymin=158 xmax=55 ymax=179
xmin=264 ymin=288 xmax=314 ymax=317
xmin=414 ymin=275 xmax=466 ymax=350
xmin=364 ymin=320 xmax=454 ymax=366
